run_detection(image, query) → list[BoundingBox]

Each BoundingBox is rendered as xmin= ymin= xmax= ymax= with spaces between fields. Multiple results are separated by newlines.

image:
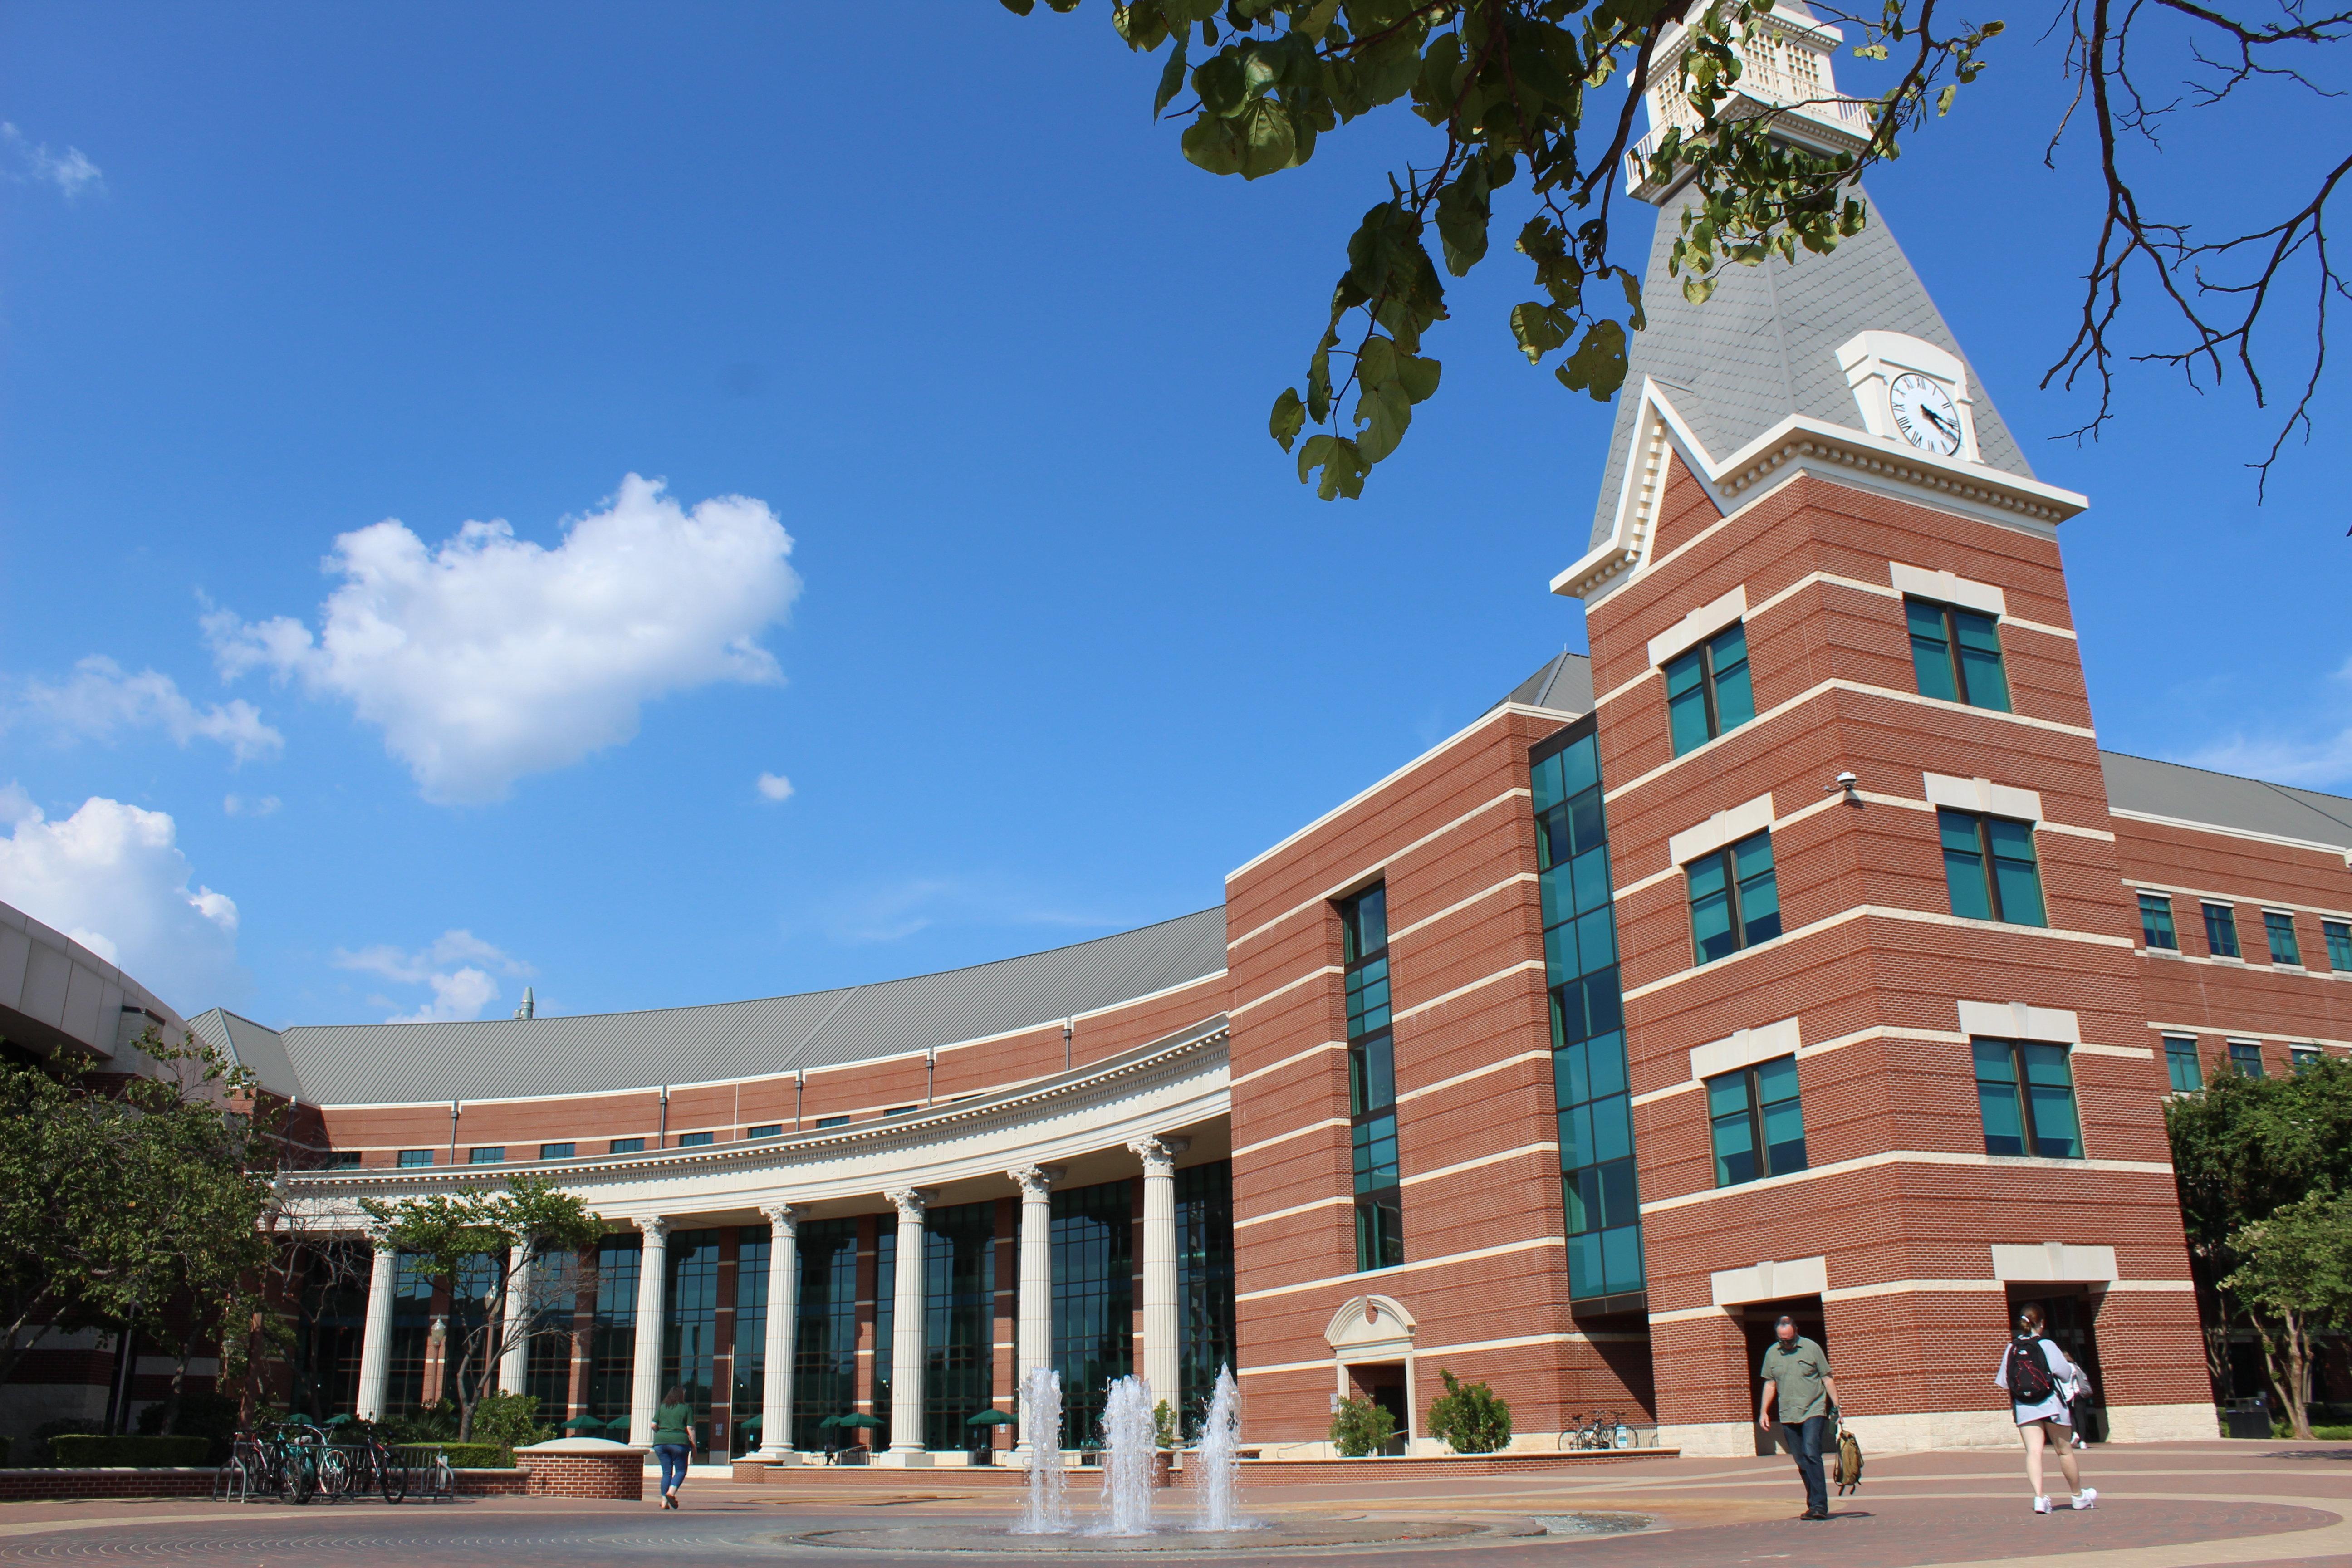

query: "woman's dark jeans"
xmin=654 ymin=1444 xmax=691 ymax=1495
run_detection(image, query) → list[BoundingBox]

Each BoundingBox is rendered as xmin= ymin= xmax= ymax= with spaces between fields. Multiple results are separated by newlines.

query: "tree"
xmin=0 ymin=1034 xmax=278 ymax=1401
xmin=2165 ymin=1054 xmax=2352 ymax=1402
xmin=1426 ymin=1367 xmax=1514 ymax=1451
xmin=1328 ymin=1392 xmax=1397 ymax=1454
xmin=2223 ymin=1191 xmax=2352 ymax=1439
xmin=1004 ymin=0 xmax=2348 ymax=499
xmin=359 ymin=1176 xmax=606 ymax=1441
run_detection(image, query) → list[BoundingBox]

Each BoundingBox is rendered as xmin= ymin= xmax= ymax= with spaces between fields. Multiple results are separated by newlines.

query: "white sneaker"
xmin=2072 ymin=1489 xmax=2097 ymax=1511
xmin=2034 ymin=1496 xmax=2052 ymax=1514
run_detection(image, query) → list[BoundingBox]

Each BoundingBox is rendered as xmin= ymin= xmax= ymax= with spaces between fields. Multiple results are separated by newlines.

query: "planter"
xmin=514 ymin=1437 xmax=646 ymax=1500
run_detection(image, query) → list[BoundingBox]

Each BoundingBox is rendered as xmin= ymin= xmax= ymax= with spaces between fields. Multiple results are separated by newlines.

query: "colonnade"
xmin=349 ymin=1135 xmax=1191 ymax=1465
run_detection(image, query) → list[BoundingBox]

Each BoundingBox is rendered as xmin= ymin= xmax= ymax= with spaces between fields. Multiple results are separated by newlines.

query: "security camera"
xmin=1827 ymin=771 xmax=1860 ymax=800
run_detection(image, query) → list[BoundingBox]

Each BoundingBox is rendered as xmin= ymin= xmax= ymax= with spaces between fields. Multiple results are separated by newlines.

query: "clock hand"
xmin=1921 ymin=403 xmax=1959 ymax=438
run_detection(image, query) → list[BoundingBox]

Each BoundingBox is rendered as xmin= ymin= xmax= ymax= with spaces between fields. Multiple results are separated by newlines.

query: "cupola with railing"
xmin=1624 ymin=0 xmax=1873 ymax=203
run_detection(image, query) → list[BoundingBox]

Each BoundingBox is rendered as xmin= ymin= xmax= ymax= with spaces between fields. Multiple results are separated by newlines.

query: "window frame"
xmin=1906 ymin=595 xmax=2013 ymax=712
xmin=1662 ymin=622 xmax=1757 ymax=756
xmin=2263 ymin=911 xmax=2304 ymax=966
xmin=328 ymin=1150 xmax=363 ymax=1168
xmin=397 ymin=1149 xmax=434 ymax=1168
xmin=1971 ymin=1037 xmax=2084 ymax=1159
xmin=814 ymin=1116 xmax=850 ymax=1129
xmin=2202 ymin=902 xmax=2241 ymax=958
xmin=2290 ymin=1046 xmax=2322 ymax=1074
xmin=468 ymin=1146 xmax=506 ymax=1165
xmin=1686 ymin=829 xmax=1783 ymax=965
xmin=539 ymin=1142 xmax=576 ymax=1161
xmin=677 ymin=1130 xmax=715 ymax=1147
xmin=2137 ymin=893 xmax=2178 ymax=951
xmin=2227 ymin=1041 xmax=2266 ymax=1078
xmin=1704 ymin=1055 xmax=1808 ymax=1188
xmin=747 ymin=1123 xmax=783 ymax=1139
xmin=2162 ymin=1036 xmax=2203 ymax=1094
xmin=2323 ymin=920 xmax=2352 ymax=971
xmin=1338 ymin=883 xmax=1404 ymax=1273
xmin=1939 ymin=809 xmax=2048 ymax=927
xmin=609 ymin=1137 xmax=647 ymax=1154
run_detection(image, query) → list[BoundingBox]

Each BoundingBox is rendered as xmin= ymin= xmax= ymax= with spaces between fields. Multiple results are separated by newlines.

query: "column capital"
xmin=885 ymin=1187 xmax=931 ymax=1222
xmin=637 ymin=1215 xmax=671 ymax=1242
xmin=1007 ymin=1164 xmax=1066 ymax=1200
xmin=1127 ymin=1135 xmax=1191 ymax=1177
xmin=760 ymin=1202 xmax=801 ymax=1238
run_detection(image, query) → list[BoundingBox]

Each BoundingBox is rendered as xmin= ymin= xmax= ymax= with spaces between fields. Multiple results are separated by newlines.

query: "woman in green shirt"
xmin=651 ymin=1385 xmax=698 ymax=1509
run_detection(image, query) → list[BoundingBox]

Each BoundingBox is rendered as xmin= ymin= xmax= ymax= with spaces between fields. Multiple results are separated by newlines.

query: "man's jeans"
xmin=1783 ymin=1415 xmax=1829 ymax=1514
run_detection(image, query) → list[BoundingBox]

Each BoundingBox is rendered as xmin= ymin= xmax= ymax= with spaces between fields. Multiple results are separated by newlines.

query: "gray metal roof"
xmin=1489 ymin=651 xmax=1596 ymax=717
xmin=2100 ymin=751 xmax=2352 ymax=852
xmin=187 ymin=907 xmax=1230 ymax=1107
xmin=1589 ymin=180 xmax=2035 ymax=549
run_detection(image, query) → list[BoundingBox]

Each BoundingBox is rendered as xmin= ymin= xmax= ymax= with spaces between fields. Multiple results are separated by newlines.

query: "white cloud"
xmin=206 ymin=475 xmax=800 ymax=804
xmin=15 ymin=656 xmax=283 ymax=762
xmin=223 ymin=793 xmax=281 ymax=817
xmin=2182 ymin=654 xmax=2352 ymax=791
xmin=333 ymin=929 xmax=532 ymax=1023
xmin=756 ymin=771 xmax=794 ymax=803
xmin=2 ymin=123 xmax=103 ymax=200
xmin=0 ymin=791 xmax=241 ymax=1010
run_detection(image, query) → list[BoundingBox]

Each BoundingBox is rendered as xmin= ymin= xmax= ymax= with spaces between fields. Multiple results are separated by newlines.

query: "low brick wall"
xmin=520 ymin=1452 xmax=642 ymax=1500
xmin=1233 ymin=1448 xmax=1676 ymax=1484
xmin=0 ymin=1469 xmax=215 ymax=1502
xmin=453 ymin=1468 xmax=529 ymax=1496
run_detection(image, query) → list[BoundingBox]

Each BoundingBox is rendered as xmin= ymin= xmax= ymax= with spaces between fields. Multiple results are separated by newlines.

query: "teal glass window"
xmin=1972 ymin=1038 xmax=2082 ymax=1158
xmin=2291 ymin=1046 xmax=2322 ymax=1074
xmin=2138 ymin=894 xmax=2177 ymax=950
xmin=2203 ymin=903 xmax=2240 ymax=957
xmin=1706 ymin=1056 xmax=1808 ymax=1186
xmin=2163 ymin=1037 xmax=2203 ymax=1093
xmin=1663 ymin=623 xmax=1757 ymax=756
xmin=748 ymin=1123 xmax=782 ymax=1139
xmin=1533 ymin=729 xmax=1644 ymax=1308
xmin=609 ymin=1137 xmax=645 ymax=1153
xmin=2324 ymin=921 xmax=2352 ymax=971
xmin=1338 ymin=883 xmax=1402 ymax=1272
xmin=1940 ymin=810 xmax=2046 ymax=926
xmin=397 ymin=1149 xmax=433 ymax=1167
xmin=328 ymin=1150 xmax=362 ymax=1168
xmin=1688 ymin=830 xmax=1782 ymax=964
xmin=468 ymin=1146 xmax=505 ymax=1164
xmin=814 ymin=1116 xmax=849 ymax=1129
xmin=677 ymin=1131 xmax=714 ymax=1147
xmin=2264 ymin=911 xmax=2303 ymax=965
xmin=2229 ymin=1041 xmax=2266 ymax=1078
xmin=1907 ymin=597 xmax=2011 ymax=711
xmin=538 ymin=1142 xmax=574 ymax=1160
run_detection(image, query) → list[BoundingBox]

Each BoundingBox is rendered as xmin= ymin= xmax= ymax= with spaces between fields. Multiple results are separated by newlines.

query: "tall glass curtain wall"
xmin=1532 ymin=727 xmax=1645 ymax=1308
xmin=659 ymin=1230 xmax=721 ymax=1453
xmin=288 ymin=1242 xmax=368 ymax=1420
xmin=524 ymin=1250 xmax=579 ymax=1424
xmin=793 ymin=1220 xmax=859 ymax=1451
xmin=1051 ymin=1179 xmax=1134 ymax=1447
xmin=1176 ymin=1160 xmax=1238 ymax=1432
xmin=385 ymin=1254 xmax=435 ymax=1416
xmin=923 ymin=1202 xmax=997 ymax=1450
xmin=1341 ymin=886 xmax=1403 ymax=1271
xmin=732 ymin=1227 xmax=770 ymax=1456
xmin=446 ymin=1254 xmax=498 ymax=1401
xmin=587 ymin=1236 xmax=642 ymax=1425
xmin=873 ymin=1227 xmax=896 ymax=1449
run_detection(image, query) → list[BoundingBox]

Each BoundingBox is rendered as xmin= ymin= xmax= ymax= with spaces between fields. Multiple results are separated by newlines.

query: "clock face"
xmin=1888 ymin=372 xmax=1962 ymax=456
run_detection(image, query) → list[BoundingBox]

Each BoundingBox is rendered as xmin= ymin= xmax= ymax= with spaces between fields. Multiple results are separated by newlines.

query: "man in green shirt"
xmin=1758 ymin=1315 xmax=1841 ymax=1519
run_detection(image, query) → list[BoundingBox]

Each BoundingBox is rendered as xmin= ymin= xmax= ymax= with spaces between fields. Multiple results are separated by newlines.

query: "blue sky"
xmin=3 ymin=2 xmax=2345 ymax=1025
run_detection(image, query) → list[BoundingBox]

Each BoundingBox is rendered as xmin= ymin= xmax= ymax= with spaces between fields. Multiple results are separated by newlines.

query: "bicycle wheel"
xmin=317 ymin=1448 xmax=350 ymax=1499
xmin=380 ymin=1454 xmax=409 ymax=1505
xmin=287 ymin=1451 xmax=315 ymax=1505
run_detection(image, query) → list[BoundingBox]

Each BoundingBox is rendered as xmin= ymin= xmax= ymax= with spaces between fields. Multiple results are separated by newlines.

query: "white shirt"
xmin=1994 ymin=1336 xmax=2086 ymax=1426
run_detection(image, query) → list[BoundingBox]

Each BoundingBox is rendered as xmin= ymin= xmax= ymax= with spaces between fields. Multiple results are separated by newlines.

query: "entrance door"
xmin=1742 ymin=1297 xmax=1828 ymax=1457
xmin=1348 ymin=1362 xmax=1410 ymax=1454
xmin=2006 ymin=1287 xmax=2106 ymax=1442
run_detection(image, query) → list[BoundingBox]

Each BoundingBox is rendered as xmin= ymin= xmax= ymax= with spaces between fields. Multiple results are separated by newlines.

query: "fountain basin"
xmin=786 ymin=1515 xmax=1565 ymax=1553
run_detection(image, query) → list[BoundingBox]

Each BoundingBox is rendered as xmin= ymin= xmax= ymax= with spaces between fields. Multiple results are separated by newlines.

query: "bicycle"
xmin=323 ymin=1418 xmax=410 ymax=1504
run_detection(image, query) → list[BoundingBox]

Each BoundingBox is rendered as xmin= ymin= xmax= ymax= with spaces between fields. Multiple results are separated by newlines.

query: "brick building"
xmin=16 ymin=0 xmax=2349 ymax=1463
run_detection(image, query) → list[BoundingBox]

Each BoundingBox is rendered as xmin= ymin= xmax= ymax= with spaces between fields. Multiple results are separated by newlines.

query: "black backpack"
xmin=2006 ymin=1338 xmax=2057 ymax=1403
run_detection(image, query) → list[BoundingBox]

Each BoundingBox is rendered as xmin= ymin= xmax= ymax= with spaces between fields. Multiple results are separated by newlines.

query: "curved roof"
xmin=189 ymin=907 xmax=1229 ymax=1107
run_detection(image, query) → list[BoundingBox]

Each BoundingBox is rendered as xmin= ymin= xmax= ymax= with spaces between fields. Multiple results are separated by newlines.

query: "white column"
xmin=354 ymin=1235 xmax=398 ymax=1421
xmin=497 ymin=1245 xmax=529 ymax=1395
xmin=756 ymin=1205 xmax=800 ymax=1463
xmin=627 ymin=1218 xmax=669 ymax=1446
xmin=1008 ymin=1164 xmax=1062 ymax=1461
xmin=884 ymin=1188 xmax=930 ymax=1463
xmin=1129 ymin=1135 xmax=1189 ymax=1413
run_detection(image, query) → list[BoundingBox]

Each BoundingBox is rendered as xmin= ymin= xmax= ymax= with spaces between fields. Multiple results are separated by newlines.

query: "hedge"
xmin=49 ymin=1436 xmax=212 ymax=1468
xmin=429 ymin=1443 xmax=514 ymax=1469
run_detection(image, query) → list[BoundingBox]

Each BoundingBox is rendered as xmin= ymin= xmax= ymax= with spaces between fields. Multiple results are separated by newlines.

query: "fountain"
xmin=1093 ymin=1374 xmax=1158 ymax=1536
xmin=1192 ymin=1364 xmax=1247 ymax=1532
xmin=1014 ymin=1366 xmax=1069 ymax=1534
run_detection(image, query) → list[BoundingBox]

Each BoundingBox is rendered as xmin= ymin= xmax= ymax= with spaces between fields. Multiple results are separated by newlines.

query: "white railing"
xmin=1624 ymin=95 xmax=1877 ymax=197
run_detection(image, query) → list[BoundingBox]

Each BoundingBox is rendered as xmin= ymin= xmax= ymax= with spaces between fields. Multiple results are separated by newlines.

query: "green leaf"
xmin=999 ymin=0 xmax=1035 ymax=13
xmin=1235 ymin=97 xmax=1298 ymax=179
xmin=1433 ymin=162 xmax=1492 ymax=277
xmin=1297 ymin=433 xmax=1368 ymax=500
xmin=1682 ymin=274 xmax=1717 ymax=304
xmin=1554 ymin=318 xmax=1627 ymax=400
xmin=1193 ymin=51 xmax=1247 ymax=117
xmin=1355 ymin=377 xmax=1411 ymax=462
xmin=1270 ymin=387 xmax=1306 ymax=451
xmin=1155 ymin=37 xmax=1191 ymax=117
xmin=1509 ymin=301 xmax=1570 ymax=364
xmin=1396 ymin=352 xmax=1441 ymax=402
xmin=1936 ymin=83 xmax=1957 ymax=115
xmin=1180 ymin=112 xmax=1243 ymax=175
xmin=1617 ymin=267 xmax=1646 ymax=332
xmin=1114 ymin=1 xmax=1168 ymax=49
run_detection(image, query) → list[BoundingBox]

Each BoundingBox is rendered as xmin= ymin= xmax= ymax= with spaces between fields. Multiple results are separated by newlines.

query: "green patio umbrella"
xmin=564 ymin=1414 xmax=611 ymax=1433
xmin=835 ymin=1413 xmax=882 ymax=1430
xmin=739 ymin=1415 xmax=763 ymax=1432
xmin=965 ymin=1409 xmax=1016 ymax=1427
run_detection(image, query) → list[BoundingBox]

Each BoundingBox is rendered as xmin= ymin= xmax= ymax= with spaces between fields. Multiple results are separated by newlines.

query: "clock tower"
xmin=1547 ymin=0 xmax=2212 ymax=1459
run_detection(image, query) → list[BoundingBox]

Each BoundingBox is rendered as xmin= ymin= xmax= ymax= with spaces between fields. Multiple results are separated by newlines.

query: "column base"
xmin=876 ymin=1450 xmax=935 ymax=1468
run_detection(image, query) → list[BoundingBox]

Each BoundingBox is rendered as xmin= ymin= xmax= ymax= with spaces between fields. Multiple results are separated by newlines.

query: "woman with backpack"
xmin=1995 ymin=1303 xmax=2096 ymax=1514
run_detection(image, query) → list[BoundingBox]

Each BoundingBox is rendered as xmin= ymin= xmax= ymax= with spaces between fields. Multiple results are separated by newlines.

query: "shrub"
xmin=1152 ymin=1399 xmax=1178 ymax=1450
xmin=28 ymin=1420 xmax=103 ymax=1466
xmin=436 ymin=1443 xmax=515 ymax=1469
xmin=467 ymin=1391 xmax=552 ymax=1450
xmin=1426 ymin=1369 xmax=1512 ymax=1454
xmin=1328 ymin=1396 xmax=1395 ymax=1457
xmin=380 ymin=1402 xmax=458 ymax=1445
xmin=136 ymin=1387 xmax=242 ymax=1458
xmin=49 ymin=1436 xmax=213 ymax=1469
